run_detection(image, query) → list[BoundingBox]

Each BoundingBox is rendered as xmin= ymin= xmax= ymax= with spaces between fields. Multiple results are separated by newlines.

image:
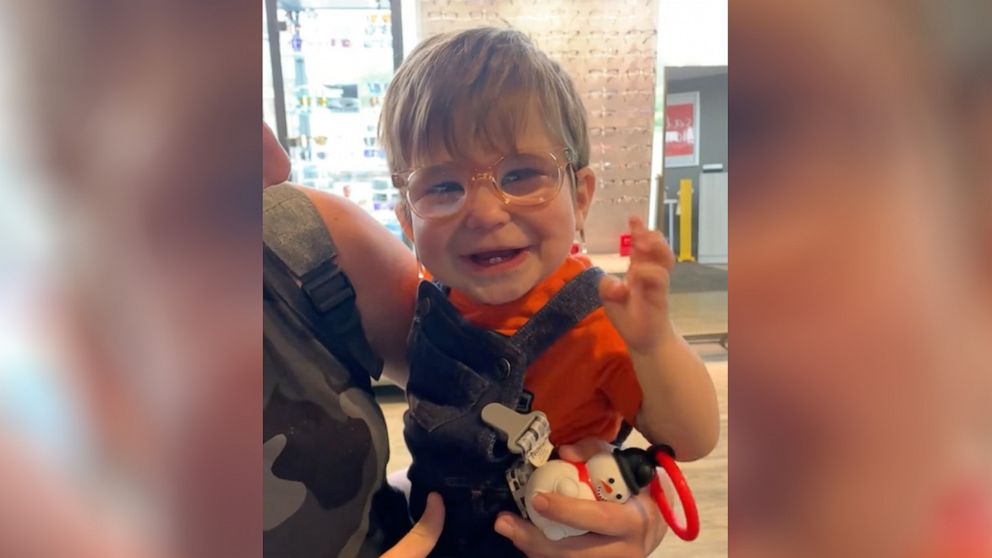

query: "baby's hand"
xmin=599 ymin=216 xmax=675 ymax=353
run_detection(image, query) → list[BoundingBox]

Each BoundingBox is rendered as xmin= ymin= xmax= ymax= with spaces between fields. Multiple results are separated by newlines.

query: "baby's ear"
xmin=395 ymin=203 xmax=414 ymax=242
xmin=572 ymin=167 xmax=597 ymax=231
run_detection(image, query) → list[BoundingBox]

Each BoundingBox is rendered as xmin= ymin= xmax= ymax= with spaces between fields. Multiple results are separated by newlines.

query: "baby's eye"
xmin=427 ymin=182 xmax=464 ymax=195
xmin=502 ymin=168 xmax=543 ymax=184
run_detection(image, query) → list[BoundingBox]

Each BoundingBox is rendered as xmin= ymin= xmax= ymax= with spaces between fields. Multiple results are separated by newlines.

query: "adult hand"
xmin=494 ymin=439 xmax=669 ymax=558
xmin=381 ymin=492 xmax=445 ymax=558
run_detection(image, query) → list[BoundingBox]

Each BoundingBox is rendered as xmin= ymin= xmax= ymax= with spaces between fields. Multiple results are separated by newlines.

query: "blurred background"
xmin=0 ymin=0 xmax=260 ymax=556
xmin=730 ymin=1 xmax=992 ymax=557
xmin=0 ymin=0 xmax=989 ymax=557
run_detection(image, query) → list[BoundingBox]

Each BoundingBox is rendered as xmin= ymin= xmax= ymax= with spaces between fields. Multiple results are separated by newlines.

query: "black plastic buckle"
xmin=301 ymin=259 xmax=353 ymax=315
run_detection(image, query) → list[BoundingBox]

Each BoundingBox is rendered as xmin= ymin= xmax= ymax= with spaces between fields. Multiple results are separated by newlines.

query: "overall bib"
xmin=404 ymin=267 xmax=605 ymax=557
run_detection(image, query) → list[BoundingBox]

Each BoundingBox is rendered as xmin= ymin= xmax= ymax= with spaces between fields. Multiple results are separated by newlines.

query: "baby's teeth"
xmin=487 ymin=256 xmax=505 ymax=265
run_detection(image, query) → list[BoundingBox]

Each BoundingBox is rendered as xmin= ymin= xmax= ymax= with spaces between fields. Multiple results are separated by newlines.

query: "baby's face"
xmin=399 ymin=113 xmax=593 ymax=304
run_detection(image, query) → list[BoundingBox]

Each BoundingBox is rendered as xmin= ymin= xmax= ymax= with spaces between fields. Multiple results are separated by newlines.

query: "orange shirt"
xmin=450 ymin=256 xmax=643 ymax=446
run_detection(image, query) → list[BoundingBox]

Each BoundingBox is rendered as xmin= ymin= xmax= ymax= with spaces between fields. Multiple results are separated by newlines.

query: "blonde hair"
xmin=379 ymin=27 xmax=590 ymax=177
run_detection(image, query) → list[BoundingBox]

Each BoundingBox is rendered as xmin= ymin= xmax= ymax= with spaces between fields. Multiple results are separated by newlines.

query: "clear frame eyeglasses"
xmin=391 ymin=149 xmax=575 ymax=220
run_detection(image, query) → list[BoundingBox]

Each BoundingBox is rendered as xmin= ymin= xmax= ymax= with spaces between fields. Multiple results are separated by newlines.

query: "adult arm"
xmin=264 ymin=123 xmax=418 ymax=384
xmin=298 ymin=187 xmax=419 ymax=387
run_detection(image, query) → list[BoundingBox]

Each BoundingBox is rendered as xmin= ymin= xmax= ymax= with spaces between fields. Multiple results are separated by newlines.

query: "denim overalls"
xmin=403 ymin=266 xmax=605 ymax=557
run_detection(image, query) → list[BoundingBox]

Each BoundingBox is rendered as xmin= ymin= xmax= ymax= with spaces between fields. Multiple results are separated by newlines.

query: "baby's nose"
xmin=463 ymin=178 xmax=510 ymax=229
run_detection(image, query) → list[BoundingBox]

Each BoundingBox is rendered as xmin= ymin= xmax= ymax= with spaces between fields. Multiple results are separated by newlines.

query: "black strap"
xmin=263 ymin=185 xmax=383 ymax=379
xmin=263 ymin=185 xmax=351 ymax=312
xmin=300 ymin=259 xmax=355 ymax=314
xmin=510 ymin=267 xmax=606 ymax=365
xmin=612 ymin=420 xmax=634 ymax=446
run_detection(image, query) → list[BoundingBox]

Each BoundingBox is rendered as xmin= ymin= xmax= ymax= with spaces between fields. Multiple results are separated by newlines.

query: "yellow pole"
xmin=678 ymin=179 xmax=695 ymax=262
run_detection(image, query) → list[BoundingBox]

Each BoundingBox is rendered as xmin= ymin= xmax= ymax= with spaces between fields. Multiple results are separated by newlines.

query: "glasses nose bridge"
xmin=469 ymin=167 xmax=496 ymax=184
xmin=468 ymin=167 xmax=503 ymax=199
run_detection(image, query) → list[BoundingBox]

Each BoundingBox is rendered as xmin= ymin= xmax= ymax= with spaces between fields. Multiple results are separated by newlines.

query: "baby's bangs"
xmin=389 ymin=28 xmax=578 ymax=170
xmin=443 ymin=93 xmax=563 ymax=163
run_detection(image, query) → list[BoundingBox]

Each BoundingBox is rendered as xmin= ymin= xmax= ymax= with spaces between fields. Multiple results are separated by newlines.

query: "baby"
xmin=379 ymin=27 xmax=719 ymax=557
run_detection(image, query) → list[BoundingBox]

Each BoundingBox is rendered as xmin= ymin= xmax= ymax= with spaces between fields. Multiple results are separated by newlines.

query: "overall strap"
xmin=263 ymin=184 xmax=383 ymax=379
xmin=510 ymin=266 xmax=606 ymax=365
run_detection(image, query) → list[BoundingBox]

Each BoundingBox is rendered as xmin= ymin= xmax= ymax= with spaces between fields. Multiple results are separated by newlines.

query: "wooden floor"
xmin=643 ymin=357 xmax=727 ymax=558
xmin=381 ymin=346 xmax=729 ymax=558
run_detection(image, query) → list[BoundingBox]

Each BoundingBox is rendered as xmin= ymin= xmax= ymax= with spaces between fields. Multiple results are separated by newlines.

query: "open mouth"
xmin=464 ymin=247 xmax=527 ymax=269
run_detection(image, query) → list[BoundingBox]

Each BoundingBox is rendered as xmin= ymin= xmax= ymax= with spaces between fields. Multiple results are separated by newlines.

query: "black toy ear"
xmin=615 ymin=448 xmax=657 ymax=492
xmin=633 ymin=461 xmax=655 ymax=488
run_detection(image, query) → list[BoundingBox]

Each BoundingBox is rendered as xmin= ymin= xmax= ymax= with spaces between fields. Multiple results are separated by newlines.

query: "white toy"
xmin=524 ymin=452 xmax=633 ymax=540
xmin=480 ymin=403 xmax=700 ymax=542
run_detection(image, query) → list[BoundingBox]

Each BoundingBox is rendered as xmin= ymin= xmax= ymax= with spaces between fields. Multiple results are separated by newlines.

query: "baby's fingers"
xmin=598 ymin=274 xmax=629 ymax=303
xmin=627 ymin=264 xmax=670 ymax=294
xmin=629 ymin=218 xmax=674 ymax=270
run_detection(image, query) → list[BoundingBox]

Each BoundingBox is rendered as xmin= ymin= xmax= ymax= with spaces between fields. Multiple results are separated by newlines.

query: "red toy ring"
xmin=649 ymin=449 xmax=700 ymax=541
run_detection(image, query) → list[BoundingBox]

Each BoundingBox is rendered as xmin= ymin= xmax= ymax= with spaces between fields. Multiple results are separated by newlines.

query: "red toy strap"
xmin=649 ymin=450 xmax=700 ymax=541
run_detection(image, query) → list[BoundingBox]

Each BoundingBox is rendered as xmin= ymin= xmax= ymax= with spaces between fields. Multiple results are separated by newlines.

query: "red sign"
xmin=665 ymin=102 xmax=696 ymax=157
xmin=619 ymin=234 xmax=633 ymax=256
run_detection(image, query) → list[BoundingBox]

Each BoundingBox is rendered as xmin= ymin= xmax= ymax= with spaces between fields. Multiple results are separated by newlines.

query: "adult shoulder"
xmin=293 ymin=185 xmax=418 ymax=385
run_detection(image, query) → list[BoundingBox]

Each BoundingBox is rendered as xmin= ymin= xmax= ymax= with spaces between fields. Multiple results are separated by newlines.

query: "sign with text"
xmin=665 ymin=92 xmax=700 ymax=167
